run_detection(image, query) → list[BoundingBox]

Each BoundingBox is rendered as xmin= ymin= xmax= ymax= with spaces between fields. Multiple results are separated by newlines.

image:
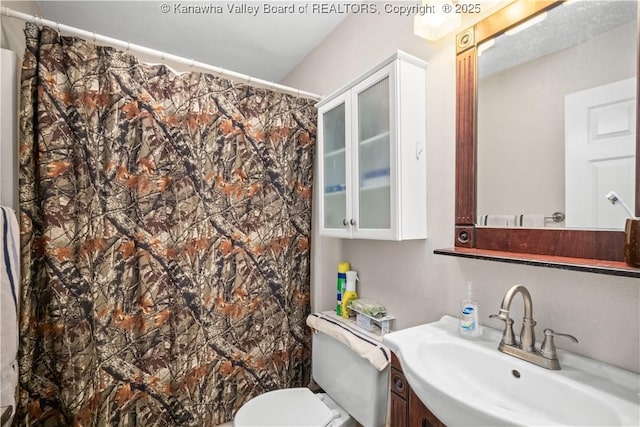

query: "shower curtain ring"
xmin=189 ymin=58 xmax=195 ymax=69
xmin=56 ymin=22 xmax=61 ymax=37
xmin=92 ymin=32 xmax=97 ymax=47
xmin=126 ymin=41 xmax=130 ymax=54
xmin=161 ymin=51 xmax=166 ymax=64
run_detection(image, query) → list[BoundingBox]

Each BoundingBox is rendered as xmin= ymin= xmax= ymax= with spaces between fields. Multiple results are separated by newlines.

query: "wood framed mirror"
xmin=451 ymin=0 xmax=639 ymax=272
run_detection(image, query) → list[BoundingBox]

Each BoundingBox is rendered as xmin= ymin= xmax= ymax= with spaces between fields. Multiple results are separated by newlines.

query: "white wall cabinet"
xmin=317 ymin=51 xmax=427 ymax=240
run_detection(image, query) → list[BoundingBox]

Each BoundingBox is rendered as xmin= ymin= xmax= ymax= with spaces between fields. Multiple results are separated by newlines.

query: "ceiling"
xmin=478 ymin=0 xmax=637 ymax=78
xmin=37 ymin=1 xmax=347 ymax=82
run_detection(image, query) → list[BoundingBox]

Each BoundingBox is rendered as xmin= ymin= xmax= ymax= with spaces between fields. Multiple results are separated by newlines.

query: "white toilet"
xmin=234 ymin=314 xmax=389 ymax=427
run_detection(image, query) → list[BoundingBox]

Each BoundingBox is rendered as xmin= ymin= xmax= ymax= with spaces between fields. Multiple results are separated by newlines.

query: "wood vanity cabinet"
xmin=390 ymin=353 xmax=446 ymax=427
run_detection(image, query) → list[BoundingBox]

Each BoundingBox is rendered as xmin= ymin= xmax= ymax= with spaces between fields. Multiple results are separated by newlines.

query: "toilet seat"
xmin=234 ymin=388 xmax=339 ymax=427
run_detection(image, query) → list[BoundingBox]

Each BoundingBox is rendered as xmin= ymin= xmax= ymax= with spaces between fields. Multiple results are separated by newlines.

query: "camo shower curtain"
xmin=16 ymin=23 xmax=315 ymax=426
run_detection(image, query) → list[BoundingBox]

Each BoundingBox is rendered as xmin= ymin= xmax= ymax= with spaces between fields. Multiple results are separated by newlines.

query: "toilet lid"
xmin=234 ymin=388 xmax=336 ymax=427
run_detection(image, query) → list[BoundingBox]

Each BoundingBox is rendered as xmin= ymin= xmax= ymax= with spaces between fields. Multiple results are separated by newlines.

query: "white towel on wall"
xmin=306 ymin=311 xmax=390 ymax=371
xmin=478 ymin=214 xmax=517 ymax=227
xmin=516 ymin=214 xmax=546 ymax=228
xmin=0 ymin=206 xmax=20 ymax=424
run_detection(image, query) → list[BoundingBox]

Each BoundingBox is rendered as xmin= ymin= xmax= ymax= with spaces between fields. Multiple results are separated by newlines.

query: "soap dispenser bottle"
xmin=459 ymin=281 xmax=481 ymax=338
xmin=336 ymin=262 xmax=350 ymax=316
xmin=341 ymin=271 xmax=359 ymax=319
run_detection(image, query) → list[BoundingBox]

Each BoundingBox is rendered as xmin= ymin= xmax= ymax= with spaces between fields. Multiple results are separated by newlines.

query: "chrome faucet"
xmin=490 ymin=284 xmax=578 ymax=370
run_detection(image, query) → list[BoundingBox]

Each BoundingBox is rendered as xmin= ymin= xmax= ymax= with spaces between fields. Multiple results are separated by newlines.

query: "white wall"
xmin=283 ymin=11 xmax=640 ymax=373
xmin=0 ymin=48 xmax=18 ymax=209
xmin=1 ymin=1 xmax=43 ymax=53
xmin=0 ymin=1 xmax=42 ymax=211
xmin=1 ymin=1 xmax=44 ymax=210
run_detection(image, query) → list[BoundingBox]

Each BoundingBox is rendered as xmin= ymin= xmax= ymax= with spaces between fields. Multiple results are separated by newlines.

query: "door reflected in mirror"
xmin=476 ymin=0 xmax=637 ymax=230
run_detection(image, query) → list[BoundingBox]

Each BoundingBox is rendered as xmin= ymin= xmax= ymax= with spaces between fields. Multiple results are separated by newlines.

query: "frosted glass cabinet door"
xmin=357 ymin=76 xmax=391 ymax=230
xmin=321 ymin=100 xmax=348 ymax=231
xmin=316 ymin=51 xmax=426 ymax=240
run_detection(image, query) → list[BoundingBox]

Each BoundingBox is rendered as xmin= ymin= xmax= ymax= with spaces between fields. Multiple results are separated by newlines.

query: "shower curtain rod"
xmin=0 ymin=6 xmax=322 ymax=100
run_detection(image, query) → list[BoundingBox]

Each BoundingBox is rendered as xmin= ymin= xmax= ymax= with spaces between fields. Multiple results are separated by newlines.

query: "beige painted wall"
xmin=1 ymin=1 xmax=44 ymax=211
xmin=283 ymin=11 xmax=640 ymax=373
xmin=1 ymin=1 xmax=43 ymax=53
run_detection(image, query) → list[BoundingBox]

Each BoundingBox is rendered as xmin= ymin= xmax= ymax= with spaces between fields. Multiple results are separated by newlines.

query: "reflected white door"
xmin=565 ymin=78 xmax=636 ymax=229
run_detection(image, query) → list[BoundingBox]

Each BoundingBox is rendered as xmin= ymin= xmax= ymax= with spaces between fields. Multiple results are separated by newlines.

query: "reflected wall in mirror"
xmin=477 ymin=0 xmax=637 ymax=230
xmin=454 ymin=0 xmax=639 ymax=262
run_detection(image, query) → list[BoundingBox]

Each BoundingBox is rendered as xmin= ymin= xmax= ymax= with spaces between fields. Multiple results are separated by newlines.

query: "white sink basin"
xmin=383 ymin=315 xmax=640 ymax=426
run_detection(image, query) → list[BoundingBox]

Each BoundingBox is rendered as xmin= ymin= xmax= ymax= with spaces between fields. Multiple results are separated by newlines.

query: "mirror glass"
xmin=476 ymin=0 xmax=637 ymax=230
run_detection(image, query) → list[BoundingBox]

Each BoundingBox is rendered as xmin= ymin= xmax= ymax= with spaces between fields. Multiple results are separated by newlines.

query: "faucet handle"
xmin=489 ymin=313 xmax=516 ymax=346
xmin=540 ymin=328 xmax=578 ymax=360
xmin=489 ymin=312 xmax=507 ymax=321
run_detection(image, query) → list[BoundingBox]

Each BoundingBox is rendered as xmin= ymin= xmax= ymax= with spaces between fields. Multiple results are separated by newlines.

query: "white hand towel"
xmin=1 ymin=206 xmax=20 ymax=422
xmin=306 ymin=311 xmax=390 ymax=371
xmin=516 ymin=214 xmax=546 ymax=228
xmin=478 ymin=214 xmax=517 ymax=227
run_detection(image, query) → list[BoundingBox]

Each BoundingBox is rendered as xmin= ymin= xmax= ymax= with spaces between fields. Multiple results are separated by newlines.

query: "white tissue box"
xmin=352 ymin=309 xmax=394 ymax=335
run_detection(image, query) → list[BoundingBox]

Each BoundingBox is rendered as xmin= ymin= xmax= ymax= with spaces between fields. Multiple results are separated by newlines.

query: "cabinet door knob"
xmin=342 ymin=219 xmax=349 ymax=227
xmin=349 ymin=218 xmax=356 ymax=226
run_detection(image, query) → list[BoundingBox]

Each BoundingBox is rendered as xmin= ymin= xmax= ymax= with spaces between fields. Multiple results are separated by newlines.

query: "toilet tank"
xmin=312 ymin=324 xmax=389 ymax=427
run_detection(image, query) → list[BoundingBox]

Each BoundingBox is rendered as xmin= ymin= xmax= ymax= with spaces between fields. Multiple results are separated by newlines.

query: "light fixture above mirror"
xmin=413 ymin=0 xmax=461 ymax=41
xmin=412 ymin=0 xmax=508 ymax=42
